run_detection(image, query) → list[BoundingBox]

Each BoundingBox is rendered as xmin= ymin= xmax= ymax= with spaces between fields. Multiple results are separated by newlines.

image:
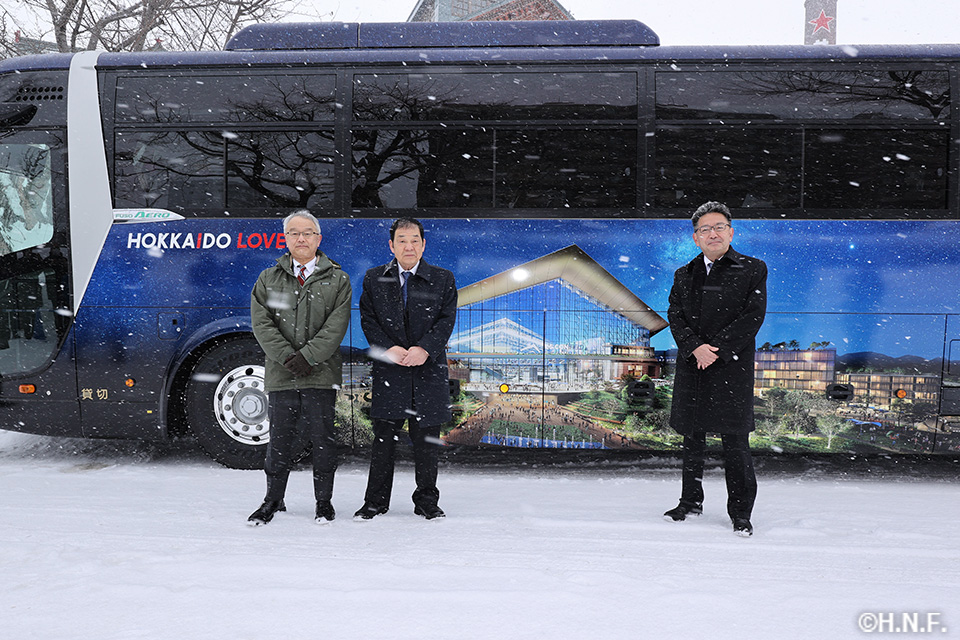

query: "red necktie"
xmin=297 ymin=265 xmax=307 ymax=287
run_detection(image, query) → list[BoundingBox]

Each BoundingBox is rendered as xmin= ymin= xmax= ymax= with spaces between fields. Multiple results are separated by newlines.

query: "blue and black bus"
xmin=1 ymin=20 xmax=958 ymax=468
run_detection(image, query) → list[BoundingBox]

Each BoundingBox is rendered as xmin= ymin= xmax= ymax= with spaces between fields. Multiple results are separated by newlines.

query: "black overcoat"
xmin=360 ymin=259 xmax=458 ymax=426
xmin=668 ymin=247 xmax=767 ymax=435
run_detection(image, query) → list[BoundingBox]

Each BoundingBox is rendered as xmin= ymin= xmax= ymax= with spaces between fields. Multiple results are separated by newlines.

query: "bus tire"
xmin=184 ymin=338 xmax=270 ymax=470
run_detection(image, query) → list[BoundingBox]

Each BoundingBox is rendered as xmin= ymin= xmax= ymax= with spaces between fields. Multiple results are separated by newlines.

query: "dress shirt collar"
xmin=293 ymin=256 xmax=318 ymax=278
xmin=398 ymin=260 xmax=421 ymax=284
xmin=703 ymin=251 xmax=728 ymax=272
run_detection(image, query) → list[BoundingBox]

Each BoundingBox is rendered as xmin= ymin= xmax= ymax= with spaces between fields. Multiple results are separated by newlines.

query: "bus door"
xmin=0 ymin=130 xmax=80 ymax=434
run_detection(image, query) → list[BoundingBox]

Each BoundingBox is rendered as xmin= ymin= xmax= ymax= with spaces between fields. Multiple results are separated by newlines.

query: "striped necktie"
xmin=297 ymin=265 xmax=307 ymax=287
xmin=706 ymin=261 xmax=714 ymax=275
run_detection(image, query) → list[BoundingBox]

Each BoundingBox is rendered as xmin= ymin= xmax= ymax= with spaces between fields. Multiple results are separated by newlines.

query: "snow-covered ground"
xmin=2 ymin=431 xmax=957 ymax=640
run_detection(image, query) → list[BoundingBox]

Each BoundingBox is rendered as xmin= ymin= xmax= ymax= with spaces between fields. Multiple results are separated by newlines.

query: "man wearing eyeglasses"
xmin=663 ymin=201 xmax=767 ymax=537
xmin=247 ymin=210 xmax=351 ymax=526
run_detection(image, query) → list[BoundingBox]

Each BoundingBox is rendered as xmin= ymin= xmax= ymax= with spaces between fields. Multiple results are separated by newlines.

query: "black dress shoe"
xmin=733 ymin=517 xmax=753 ymax=537
xmin=315 ymin=502 xmax=335 ymax=524
xmin=663 ymin=502 xmax=703 ymax=522
xmin=247 ymin=500 xmax=286 ymax=526
xmin=353 ymin=503 xmax=389 ymax=521
xmin=414 ymin=504 xmax=445 ymax=520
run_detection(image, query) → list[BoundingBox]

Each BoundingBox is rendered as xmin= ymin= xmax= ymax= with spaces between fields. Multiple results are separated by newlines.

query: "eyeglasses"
xmin=695 ymin=223 xmax=731 ymax=236
xmin=285 ymin=231 xmax=319 ymax=238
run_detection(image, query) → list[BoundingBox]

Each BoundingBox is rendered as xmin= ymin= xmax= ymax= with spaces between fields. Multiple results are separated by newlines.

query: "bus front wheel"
xmin=184 ymin=338 xmax=270 ymax=470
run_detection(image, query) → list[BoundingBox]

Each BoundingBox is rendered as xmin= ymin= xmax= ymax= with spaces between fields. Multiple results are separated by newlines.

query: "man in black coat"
xmin=664 ymin=201 xmax=767 ymax=537
xmin=354 ymin=218 xmax=458 ymax=520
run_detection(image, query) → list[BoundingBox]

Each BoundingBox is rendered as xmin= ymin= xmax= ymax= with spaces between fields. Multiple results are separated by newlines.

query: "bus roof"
xmin=93 ymin=42 xmax=960 ymax=70
xmin=3 ymin=19 xmax=960 ymax=74
xmin=223 ymin=20 xmax=660 ymax=51
xmin=0 ymin=52 xmax=74 ymax=73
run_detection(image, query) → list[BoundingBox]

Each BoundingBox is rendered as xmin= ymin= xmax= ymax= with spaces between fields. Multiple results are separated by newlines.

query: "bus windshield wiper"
xmin=0 ymin=104 xmax=38 ymax=128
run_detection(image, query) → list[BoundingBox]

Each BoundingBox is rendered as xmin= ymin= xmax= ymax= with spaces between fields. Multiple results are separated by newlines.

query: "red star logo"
xmin=809 ymin=9 xmax=835 ymax=34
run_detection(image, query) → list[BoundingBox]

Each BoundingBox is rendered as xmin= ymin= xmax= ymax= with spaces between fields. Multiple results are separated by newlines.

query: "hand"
xmin=283 ymin=351 xmax=313 ymax=377
xmin=400 ymin=346 xmax=429 ymax=367
xmin=692 ymin=343 xmax=719 ymax=370
xmin=384 ymin=346 xmax=409 ymax=364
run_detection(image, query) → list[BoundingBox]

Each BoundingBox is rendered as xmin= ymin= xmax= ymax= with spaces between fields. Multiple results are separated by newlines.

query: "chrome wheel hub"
xmin=214 ymin=365 xmax=270 ymax=446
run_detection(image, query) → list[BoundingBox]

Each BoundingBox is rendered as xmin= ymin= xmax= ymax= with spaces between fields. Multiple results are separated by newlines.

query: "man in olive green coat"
xmin=247 ymin=210 xmax=351 ymax=526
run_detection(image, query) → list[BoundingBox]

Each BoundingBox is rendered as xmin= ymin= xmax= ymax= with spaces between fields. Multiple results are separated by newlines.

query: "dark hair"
xmin=691 ymin=201 xmax=732 ymax=228
xmin=390 ymin=217 xmax=424 ymax=241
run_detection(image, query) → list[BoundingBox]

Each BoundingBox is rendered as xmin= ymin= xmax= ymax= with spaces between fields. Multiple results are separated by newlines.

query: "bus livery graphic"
xmin=1 ymin=20 xmax=958 ymax=468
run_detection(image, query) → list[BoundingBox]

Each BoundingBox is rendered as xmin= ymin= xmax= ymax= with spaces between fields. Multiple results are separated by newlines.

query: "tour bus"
xmin=1 ymin=20 xmax=958 ymax=469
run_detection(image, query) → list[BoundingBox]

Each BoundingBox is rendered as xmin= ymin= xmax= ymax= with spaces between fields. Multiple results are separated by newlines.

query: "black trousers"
xmin=263 ymin=388 xmax=338 ymax=504
xmin=680 ymin=432 xmax=757 ymax=520
xmin=363 ymin=418 xmax=441 ymax=509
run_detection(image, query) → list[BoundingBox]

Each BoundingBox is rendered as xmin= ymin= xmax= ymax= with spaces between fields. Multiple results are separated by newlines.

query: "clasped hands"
xmin=385 ymin=345 xmax=429 ymax=367
xmin=692 ymin=343 xmax=719 ymax=370
xmin=283 ymin=351 xmax=313 ymax=377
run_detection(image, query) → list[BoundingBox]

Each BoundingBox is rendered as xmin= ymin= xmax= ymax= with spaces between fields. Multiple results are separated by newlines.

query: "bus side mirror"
xmin=826 ymin=383 xmax=854 ymax=401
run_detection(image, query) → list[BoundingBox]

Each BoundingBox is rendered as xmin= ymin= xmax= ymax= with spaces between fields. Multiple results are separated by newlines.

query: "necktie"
xmin=706 ymin=261 xmax=714 ymax=275
xmin=401 ymin=271 xmax=411 ymax=305
xmin=297 ymin=265 xmax=307 ymax=287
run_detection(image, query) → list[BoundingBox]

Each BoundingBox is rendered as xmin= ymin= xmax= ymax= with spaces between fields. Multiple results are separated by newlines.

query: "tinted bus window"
xmin=115 ymin=74 xmax=337 ymax=123
xmin=655 ymin=128 xmax=801 ymax=209
xmin=0 ymin=264 xmax=65 ymax=375
xmin=352 ymin=128 xmax=635 ymax=209
xmin=352 ymin=71 xmax=639 ymax=210
xmin=655 ymin=126 xmax=949 ymax=210
xmin=354 ymin=72 xmax=637 ymax=121
xmin=0 ymin=70 xmax=68 ymax=128
xmin=115 ymin=130 xmax=223 ymax=213
xmin=226 ymin=131 xmax=335 ymax=210
xmin=656 ymin=70 xmax=950 ymax=121
xmin=353 ymin=128 xmax=495 ymax=208
xmin=496 ymin=129 xmax=636 ymax=208
xmin=805 ymin=129 xmax=948 ymax=209
xmin=115 ymin=129 xmax=336 ymax=214
xmin=655 ymin=67 xmax=951 ymax=212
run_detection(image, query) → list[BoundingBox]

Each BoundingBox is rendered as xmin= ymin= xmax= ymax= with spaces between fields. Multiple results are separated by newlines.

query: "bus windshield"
xmin=0 ymin=138 xmax=55 ymax=256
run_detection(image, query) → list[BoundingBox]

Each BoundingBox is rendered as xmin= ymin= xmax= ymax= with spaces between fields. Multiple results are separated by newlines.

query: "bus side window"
xmin=654 ymin=68 xmax=951 ymax=214
xmin=114 ymin=131 xmax=223 ymax=214
xmin=653 ymin=128 xmax=801 ymax=209
xmin=805 ymin=129 xmax=948 ymax=210
xmin=113 ymin=73 xmax=337 ymax=217
xmin=351 ymin=71 xmax=640 ymax=210
xmin=226 ymin=131 xmax=336 ymax=211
